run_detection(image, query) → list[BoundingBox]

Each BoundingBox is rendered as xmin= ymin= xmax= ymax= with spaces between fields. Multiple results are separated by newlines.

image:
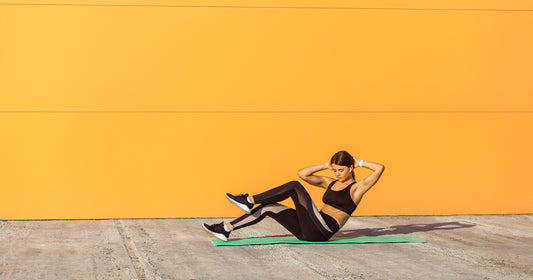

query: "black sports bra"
xmin=322 ymin=180 xmax=358 ymax=215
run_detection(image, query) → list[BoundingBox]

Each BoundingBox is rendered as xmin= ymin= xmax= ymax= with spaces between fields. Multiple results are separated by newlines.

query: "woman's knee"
xmin=287 ymin=180 xmax=304 ymax=189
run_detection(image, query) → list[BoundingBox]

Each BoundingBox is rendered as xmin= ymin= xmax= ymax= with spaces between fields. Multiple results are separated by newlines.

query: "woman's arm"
xmin=351 ymin=158 xmax=385 ymax=204
xmin=297 ymin=162 xmax=335 ymax=189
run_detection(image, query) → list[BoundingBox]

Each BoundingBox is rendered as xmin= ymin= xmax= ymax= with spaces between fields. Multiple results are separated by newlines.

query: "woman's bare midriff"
xmin=320 ymin=204 xmax=350 ymax=229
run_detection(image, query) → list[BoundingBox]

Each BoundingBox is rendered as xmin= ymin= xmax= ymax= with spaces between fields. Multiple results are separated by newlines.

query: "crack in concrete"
xmin=114 ymin=220 xmax=153 ymax=280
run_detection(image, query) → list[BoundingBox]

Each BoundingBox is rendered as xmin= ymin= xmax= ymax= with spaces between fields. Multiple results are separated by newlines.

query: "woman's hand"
xmin=353 ymin=156 xmax=361 ymax=167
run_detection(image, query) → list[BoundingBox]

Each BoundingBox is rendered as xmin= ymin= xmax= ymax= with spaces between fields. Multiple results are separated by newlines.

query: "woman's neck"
xmin=337 ymin=178 xmax=355 ymax=184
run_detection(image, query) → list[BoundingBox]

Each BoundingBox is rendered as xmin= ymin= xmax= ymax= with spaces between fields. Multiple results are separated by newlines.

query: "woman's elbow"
xmin=297 ymin=170 xmax=306 ymax=179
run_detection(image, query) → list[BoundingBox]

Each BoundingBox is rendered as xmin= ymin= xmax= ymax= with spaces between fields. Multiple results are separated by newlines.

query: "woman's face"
xmin=331 ymin=163 xmax=353 ymax=182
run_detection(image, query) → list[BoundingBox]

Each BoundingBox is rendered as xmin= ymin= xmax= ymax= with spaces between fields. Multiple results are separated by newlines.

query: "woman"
xmin=202 ymin=151 xmax=385 ymax=242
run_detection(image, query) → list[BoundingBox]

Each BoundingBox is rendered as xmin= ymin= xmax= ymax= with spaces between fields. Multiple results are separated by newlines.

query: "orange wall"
xmin=1 ymin=0 xmax=532 ymax=219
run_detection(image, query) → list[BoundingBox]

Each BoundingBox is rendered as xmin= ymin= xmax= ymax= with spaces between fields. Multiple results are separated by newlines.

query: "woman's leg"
xmin=230 ymin=203 xmax=303 ymax=238
xmin=202 ymin=203 xmax=301 ymax=242
xmin=231 ymin=181 xmax=334 ymax=241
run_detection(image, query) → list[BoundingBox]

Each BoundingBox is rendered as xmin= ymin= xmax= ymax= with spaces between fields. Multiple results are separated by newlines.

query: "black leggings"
xmin=230 ymin=181 xmax=339 ymax=241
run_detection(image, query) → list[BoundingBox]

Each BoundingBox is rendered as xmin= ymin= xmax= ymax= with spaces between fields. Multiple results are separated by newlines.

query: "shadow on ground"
xmin=334 ymin=221 xmax=476 ymax=237
xmin=264 ymin=221 xmax=476 ymax=238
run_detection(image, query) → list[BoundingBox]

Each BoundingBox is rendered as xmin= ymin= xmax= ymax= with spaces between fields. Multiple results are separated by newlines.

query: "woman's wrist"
xmin=358 ymin=160 xmax=365 ymax=168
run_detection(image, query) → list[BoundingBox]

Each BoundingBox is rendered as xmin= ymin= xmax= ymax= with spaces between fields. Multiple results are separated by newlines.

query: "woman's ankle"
xmin=224 ymin=222 xmax=234 ymax=232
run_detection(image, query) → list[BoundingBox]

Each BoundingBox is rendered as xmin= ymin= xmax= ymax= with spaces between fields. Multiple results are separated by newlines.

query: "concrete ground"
xmin=0 ymin=215 xmax=532 ymax=280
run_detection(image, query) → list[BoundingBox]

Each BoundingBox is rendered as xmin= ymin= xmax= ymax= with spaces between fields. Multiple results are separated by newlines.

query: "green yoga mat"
xmin=211 ymin=235 xmax=425 ymax=246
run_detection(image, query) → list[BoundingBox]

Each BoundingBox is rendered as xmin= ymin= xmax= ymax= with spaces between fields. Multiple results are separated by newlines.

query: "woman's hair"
xmin=330 ymin=150 xmax=355 ymax=179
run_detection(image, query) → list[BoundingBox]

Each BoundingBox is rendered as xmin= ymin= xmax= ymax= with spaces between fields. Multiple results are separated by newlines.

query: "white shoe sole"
xmin=202 ymin=224 xmax=228 ymax=242
xmin=225 ymin=194 xmax=252 ymax=214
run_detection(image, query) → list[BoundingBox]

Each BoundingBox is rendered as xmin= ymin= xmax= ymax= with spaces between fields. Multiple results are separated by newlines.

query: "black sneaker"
xmin=202 ymin=222 xmax=230 ymax=242
xmin=225 ymin=193 xmax=254 ymax=214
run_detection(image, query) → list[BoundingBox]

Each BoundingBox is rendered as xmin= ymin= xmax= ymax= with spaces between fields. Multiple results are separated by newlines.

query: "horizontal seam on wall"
xmin=1 ymin=3 xmax=532 ymax=12
xmin=1 ymin=110 xmax=532 ymax=114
